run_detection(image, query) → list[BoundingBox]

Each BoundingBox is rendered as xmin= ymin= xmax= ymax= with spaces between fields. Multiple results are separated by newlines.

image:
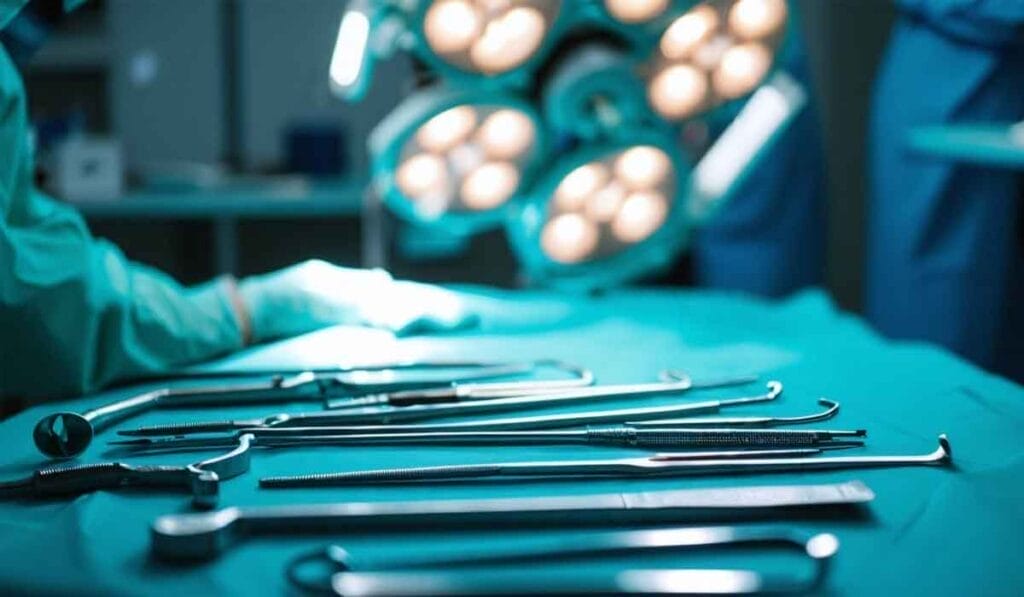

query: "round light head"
xmin=604 ymin=0 xmax=671 ymax=24
xmin=508 ymin=136 xmax=692 ymax=289
xmin=372 ymin=90 xmax=544 ymax=233
xmin=647 ymin=0 xmax=789 ymax=121
xmin=420 ymin=1 xmax=562 ymax=77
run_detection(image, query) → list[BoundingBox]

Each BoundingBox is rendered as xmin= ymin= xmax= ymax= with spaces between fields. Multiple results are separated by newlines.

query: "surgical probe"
xmin=631 ymin=398 xmax=840 ymax=427
xmin=259 ymin=434 xmax=952 ymax=486
xmin=112 ymin=383 xmax=786 ymax=451
xmin=0 ymin=434 xmax=253 ymax=509
xmin=32 ymin=359 xmax=582 ymax=459
xmin=113 ymin=427 xmax=864 ymax=456
xmin=150 ymin=480 xmax=874 ymax=561
xmin=292 ymin=527 xmax=839 ymax=596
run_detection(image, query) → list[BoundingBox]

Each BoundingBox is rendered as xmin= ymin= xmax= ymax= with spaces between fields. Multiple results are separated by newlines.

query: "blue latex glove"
xmin=238 ymin=260 xmax=476 ymax=342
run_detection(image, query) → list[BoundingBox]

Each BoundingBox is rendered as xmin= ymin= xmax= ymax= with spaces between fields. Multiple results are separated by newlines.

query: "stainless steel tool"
xmin=111 ymin=383 xmax=786 ymax=453
xmin=308 ymin=528 xmax=841 ymax=596
xmin=0 ymin=434 xmax=253 ymax=508
xmin=116 ymin=375 xmax=764 ymax=438
xmin=150 ymin=480 xmax=875 ymax=561
xmin=258 ymin=435 xmax=952 ymax=486
xmin=32 ymin=360 xmax=567 ymax=459
xmin=630 ymin=398 xmax=841 ymax=428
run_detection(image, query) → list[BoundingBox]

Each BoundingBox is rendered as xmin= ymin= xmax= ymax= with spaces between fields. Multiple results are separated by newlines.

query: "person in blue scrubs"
xmin=868 ymin=1 xmax=1024 ymax=381
xmin=0 ymin=0 xmax=473 ymax=407
xmin=691 ymin=13 xmax=827 ymax=298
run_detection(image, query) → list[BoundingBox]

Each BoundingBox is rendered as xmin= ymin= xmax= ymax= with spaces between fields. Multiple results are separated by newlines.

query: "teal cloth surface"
xmin=1 ymin=287 xmax=1022 ymax=595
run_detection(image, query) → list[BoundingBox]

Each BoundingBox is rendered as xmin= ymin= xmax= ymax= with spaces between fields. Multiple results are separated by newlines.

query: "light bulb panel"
xmin=507 ymin=131 xmax=692 ymax=290
xmin=370 ymin=88 xmax=546 ymax=234
xmin=643 ymin=0 xmax=792 ymax=123
xmin=409 ymin=0 xmax=569 ymax=88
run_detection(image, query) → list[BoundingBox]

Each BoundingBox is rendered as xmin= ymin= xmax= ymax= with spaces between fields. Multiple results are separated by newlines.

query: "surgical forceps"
xmin=32 ymin=359 xmax=575 ymax=459
xmin=259 ymin=434 xmax=953 ymax=486
xmin=289 ymin=527 xmax=840 ymax=596
xmin=111 ymin=383 xmax=787 ymax=453
xmin=150 ymin=480 xmax=874 ymax=561
xmin=0 ymin=434 xmax=253 ymax=509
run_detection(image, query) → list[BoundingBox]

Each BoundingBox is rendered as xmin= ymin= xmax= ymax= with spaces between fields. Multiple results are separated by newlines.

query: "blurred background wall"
xmin=16 ymin=0 xmax=895 ymax=311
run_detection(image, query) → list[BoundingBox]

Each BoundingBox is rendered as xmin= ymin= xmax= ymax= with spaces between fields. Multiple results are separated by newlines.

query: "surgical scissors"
xmin=112 ymin=383 xmax=785 ymax=451
xmin=32 ymin=359 xmax=580 ymax=459
xmin=258 ymin=434 xmax=952 ymax=486
xmin=0 ymin=434 xmax=253 ymax=509
xmin=118 ymin=375 xmax=763 ymax=438
xmin=289 ymin=527 xmax=840 ymax=596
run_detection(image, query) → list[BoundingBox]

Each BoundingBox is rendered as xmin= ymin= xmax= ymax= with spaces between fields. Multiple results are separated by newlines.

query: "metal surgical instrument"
xmin=111 ymin=383 xmax=787 ymax=453
xmin=32 ymin=359 xmax=573 ymax=459
xmin=150 ymin=480 xmax=874 ymax=561
xmin=259 ymin=435 xmax=952 ymax=486
xmin=631 ymin=398 xmax=841 ymax=428
xmin=0 ymin=434 xmax=253 ymax=509
xmin=292 ymin=527 xmax=840 ymax=596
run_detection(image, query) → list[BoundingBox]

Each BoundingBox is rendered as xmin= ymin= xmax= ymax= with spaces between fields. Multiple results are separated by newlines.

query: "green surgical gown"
xmin=0 ymin=32 xmax=243 ymax=404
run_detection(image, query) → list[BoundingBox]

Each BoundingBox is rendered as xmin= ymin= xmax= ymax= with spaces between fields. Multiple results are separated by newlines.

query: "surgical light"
xmin=729 ymin=0 xmax=787 ymax=39
xmin=604 ymin=0 xmax=671 ymax=24
xmin=344 ymin=0 xmax=804 ymax=289
xmin=646 ymin=0 xmax=788 ymax=121
xmin=508 ymin=137 xmax=689 ymax=288
xmin=370 ymin=90 xmax=544 ymax=233
xmin=420 ymin=1 xmax=560 ymax=76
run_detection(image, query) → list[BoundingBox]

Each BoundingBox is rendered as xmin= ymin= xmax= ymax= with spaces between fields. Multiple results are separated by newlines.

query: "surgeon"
xmin=868 ymin=1 xmax=1024 ymax=381
xmin=691 ymin=4 xmax=827 ymax=298
xmin=0 ymin=0 xmax=475 ymax=407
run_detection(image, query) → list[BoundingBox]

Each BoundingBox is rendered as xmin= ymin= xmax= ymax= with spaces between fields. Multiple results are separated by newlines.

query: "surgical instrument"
xmin=117 ymin=380 xmax=781 ymax=440
xmin=292 ymin=527 xmax=840 ymax=596
xmin=32 ymin=359 xmax=574 ymax=459
xmin=115 ymin=428 xmax=865 ymax=457
xmin=323 ymin=359 xmax=596 ymax=409
xmin=259 ymin=435 xmax=952 ymax=486
xmin=630 ymin=398 xmax=841 ymax=428
xmin=150 ymin=480 xmax=874 ymax=561
xmin=0 ymin=434 xmax=253 ymax=509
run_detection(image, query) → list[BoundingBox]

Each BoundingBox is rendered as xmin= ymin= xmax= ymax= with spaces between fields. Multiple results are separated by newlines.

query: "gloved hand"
xmin=236 ymin=260 xmax=477 ymax=343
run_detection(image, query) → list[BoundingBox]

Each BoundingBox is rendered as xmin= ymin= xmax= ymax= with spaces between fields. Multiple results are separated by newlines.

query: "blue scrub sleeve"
xmin=895 ymin=0 xmax=1024 ymax=46
xmin=0 ymin=191 xmax=245 ymax=403
xmin=0 ymin=43 xmax=242 ymax=404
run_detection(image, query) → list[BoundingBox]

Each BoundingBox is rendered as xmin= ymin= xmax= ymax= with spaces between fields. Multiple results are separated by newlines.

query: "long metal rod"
xmin=119 ymin=377 xmax=769 ymax=438
xmin=630 ymin=398 xmax=840 ymax=428
xmin=31 ymin=360 xmax=573 ymax=458
xmin=245 ymin=428 xmax=866 ymax=448
xmin=112 ymin=383 xmax=786 ymax=451
xmin=258 ymin=435 xmax=952 ymax=486
xmin=150 ymin=481 xmax=875 ymax=561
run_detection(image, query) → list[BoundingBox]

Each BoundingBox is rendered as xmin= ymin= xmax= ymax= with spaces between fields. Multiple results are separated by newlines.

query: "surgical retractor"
xmin=150 ymin=480 xmax=875 ymax=561
xmin=293 ymin=527 xmax=840 ymax=596
xmin=32 ymin=359 xmax=587 ymax=459
xmin=259 ymin=435 xmax=952 ymax=487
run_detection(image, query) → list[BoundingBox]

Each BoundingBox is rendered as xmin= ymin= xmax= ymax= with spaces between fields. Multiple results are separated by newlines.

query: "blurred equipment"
xmin=332 ymin=0 xmax=810 ymax=290
xmin=49 ymin=137 xmax=124 ymax=202
xmin=868 ymin=2 xmax=1024 ymax=382
xmin=290 ymin=527 xmax=840 ymax=596
xmin=150 ymin=480 xmax=874 ymax=560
